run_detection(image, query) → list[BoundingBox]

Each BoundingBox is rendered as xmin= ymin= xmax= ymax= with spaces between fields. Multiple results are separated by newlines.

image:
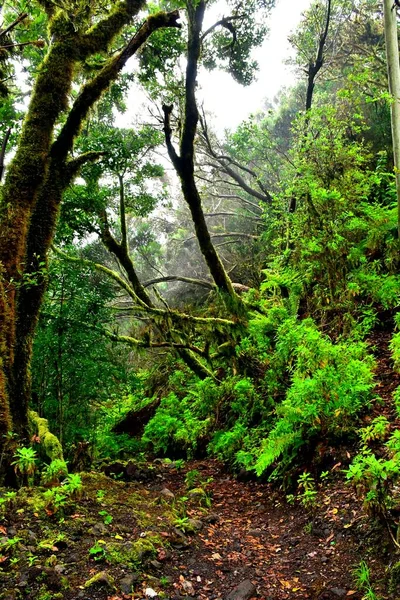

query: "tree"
xmin=383 ymin=0 xmax=400 ymax=238
xmin=0 ymin=0 xmax=181 ymax=449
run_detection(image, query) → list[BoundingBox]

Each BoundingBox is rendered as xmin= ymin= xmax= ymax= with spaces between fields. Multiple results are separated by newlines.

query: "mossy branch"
xmin=52 ymin=246 xmax=144 ymax=305
xmin=65 ymin=151 xmax=106 ymax=180
xmin=143 ymin=275 xmax=214 ymax=290
xmin=78 ymin=0 xmax=146 ymax=56
xmin=53 ymin=10 xmax=181 ymax=160
xmin=52 ymin=246 xmax=238 ymax=327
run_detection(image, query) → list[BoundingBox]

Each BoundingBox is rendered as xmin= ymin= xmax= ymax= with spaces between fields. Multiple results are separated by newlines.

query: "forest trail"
xmin=0 ymin=456 xmax=386 ymax=600
xmin=1 ymin=330 xmax=397 ymax=600
xmin=152 ymin=460 xmax=376 ymax=600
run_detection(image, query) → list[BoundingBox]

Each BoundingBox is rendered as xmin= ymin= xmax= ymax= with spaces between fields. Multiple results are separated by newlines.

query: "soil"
xmin=0 ymin=458 xmax=395 ymax=600
xmin=0 ymin=331 xmax=398 ymax=600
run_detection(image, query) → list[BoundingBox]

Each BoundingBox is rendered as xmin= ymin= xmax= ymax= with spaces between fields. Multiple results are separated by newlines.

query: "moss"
xmin=106 ymin=534 xmax=161 ymax=566
xmin=28 ymin=411 xmax=64 ymax=462
xmin=84 ymin=571 xmax=115 ymax=589
xmin=389 ymin=561 xmax=400 ymax=593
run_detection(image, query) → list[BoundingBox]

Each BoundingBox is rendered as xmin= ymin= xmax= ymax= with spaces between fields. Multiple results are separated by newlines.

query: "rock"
xmin=145 ymin=587 xmax=158 ymax=597
xmin=182 ymin=579 xmax=195 ymax=595
xmin=329 ymin=589 xmax=347 ymax=598
xmin=54 ymin=564 xmax=66 ymax=574
xmin=90 ymin=522 xmax=108 ymax=536
xmin=320 ymin=555 xmax=329 ymax=564
xmin=204 ymin=513 xmax=219 ymax=524
xmin=187 ymin=487 xmax=206 ymax=500
xmin=150 ymin=559 xmax=163 ymax=570
xmin=7 ymin=527 xmax=17 ymax=537
xmin=226 ymin=580 xmax=256 ymax=600
xmin=236 ymin=469 xmax=254 ymax=482
xmin=64 ymin=553 xmax=79 ymax=564
xmin=102 ymin=461 xmax=127 ymax=479
xmin=160 ymin=488 xmax=175 ymax=499
xmin=46 ymin=568 xmax=62 ymax=591
xmin=120 ymin=574 xmax=135 ymax=594
xmin=84 ymin=571 xmax=115 ymax=590
xmin=187 ymin=518 xmax=203 ymax=531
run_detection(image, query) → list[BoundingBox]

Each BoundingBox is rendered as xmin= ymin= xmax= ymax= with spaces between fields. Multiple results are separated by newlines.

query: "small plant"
xmin=4 ymin=491 xmax=17 ymax=504
xmin=12 ymin=446 xmax=37 ymax=484
xmin=303 ymin=522 xmax=313 ymax=534
xmin=174 ymin=459 xmax=185 ymax=470
xmin=185 ymin=469 xmax=201 ymax=490
xmin=99 ymin=510 xmax=113 ymax=525
xmin=62 ymin=473 xmax=83 ymax=498
xmin=359 ymin=416 xmax=390 ymax=446
xmin=353 ymin=561 xmax=381 ymax=600
xmin=1 ymin=536 xmax=22 ymax=554
xmin=173 ymin=516 xmax=190 ymax=532
xmin=159 ymin=576 xmax=170 ymax=587
xmin=320 ymin=470 xmax=330 ymax=482
xmin=89 ymin=541 xmax=106 ymax=561
xmin=96 ymin=489 xmax=106 ymax=502
xmin=41 ymin=459 xmax=68 ymax=486
xmin=297 ymin=472 xmax=318 ymax=508
xmin=27 ymin=554 xmax=38 ymax=566
xmin=42 ymin=488 xmax=67 ymax=515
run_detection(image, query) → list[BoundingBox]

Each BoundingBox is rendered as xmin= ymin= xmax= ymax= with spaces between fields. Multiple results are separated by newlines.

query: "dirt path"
xmin=156 ymin=460 xmax=383 ymax=600
xmin=1 ymin=331 xmax=398 ymax=600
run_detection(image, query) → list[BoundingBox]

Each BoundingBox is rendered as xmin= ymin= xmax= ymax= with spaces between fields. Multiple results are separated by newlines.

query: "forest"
xmin=1 ymin=0 xmax=400 ymax=598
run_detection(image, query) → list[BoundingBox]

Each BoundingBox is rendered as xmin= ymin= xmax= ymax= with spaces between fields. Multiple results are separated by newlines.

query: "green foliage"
xmin=254 ymin=318 xmax=374 ymax=477
xmin=353 ymin=561 xmax=381 ymax=600
xmin=62 ymin=473 xmax=83 ymax=498
xmin=359 ymin=416 xmax=390 ymax=446
xmin=32 ymin=258 xmax=140 ymax=457
xmin=12 ymin=447 xmax=38 ymax=482
xmin=390 ymin=313 xmax=400 ymax=373
xmin=142 ymin=313 xmax=375 ymax=481
xmin=99 ymin=509 xmax=113 ymax=525
xmin=297 ymin=472 xmax=318 ymax=508
xmin=345 ymin=422 xmax=400 ymax=536
xmin=41 ymin=459 xmax=68 ymax=486
xmin=88 ymin=540 xmax=106 ymax=561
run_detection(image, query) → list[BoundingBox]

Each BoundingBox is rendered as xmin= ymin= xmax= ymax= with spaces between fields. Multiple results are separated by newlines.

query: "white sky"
xmin=120 ymin=0 xmax=312 ymax=134
xmin=197 ymin=0 xmax=312 ymax=132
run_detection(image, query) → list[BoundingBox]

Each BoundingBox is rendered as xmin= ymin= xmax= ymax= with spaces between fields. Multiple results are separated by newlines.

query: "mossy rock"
xmin=84 ymin=571 xmax=115 ymax=590
xmin=106 ymin=534 xmax=160 ymax=566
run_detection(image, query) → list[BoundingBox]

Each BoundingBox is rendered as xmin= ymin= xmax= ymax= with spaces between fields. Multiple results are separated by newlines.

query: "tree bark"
xmin=0 ymin=3 xmax=181 ymax=447
xmin=384 ymin=0 xmax=400 ymax=238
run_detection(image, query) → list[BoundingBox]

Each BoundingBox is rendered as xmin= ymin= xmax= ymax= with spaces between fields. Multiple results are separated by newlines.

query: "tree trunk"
xmin=0 ymin=4 xmax=182 ymax=453
xmin=384 ymin=0 xmax=400 ymax=239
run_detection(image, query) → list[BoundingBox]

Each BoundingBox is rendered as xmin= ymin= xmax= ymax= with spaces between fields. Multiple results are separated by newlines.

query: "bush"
xmin=143 ymin=314 xmax=375 ymax=480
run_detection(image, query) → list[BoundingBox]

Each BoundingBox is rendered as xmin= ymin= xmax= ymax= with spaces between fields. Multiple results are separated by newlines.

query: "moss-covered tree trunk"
xmin=0 ymin=1 xmax=181 ymax=454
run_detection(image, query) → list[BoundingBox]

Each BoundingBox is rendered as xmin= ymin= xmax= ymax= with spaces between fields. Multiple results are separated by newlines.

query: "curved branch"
xmin=200 ymin=15 xmax=242 ymax=42
xmin=204 ymin=212 xmax=262 ymax=221
xmin=143 ymin=275 xmax=214 ymax=289
xmin=52 ymin=246 xmax=142 ymax=305
xmin=53 ymin=10 xmax=182 ymax=160
xmin=305 ymin=0 xmax=332 ymax=111
xmin=0 ymin=12 xmax=28 ymax=37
